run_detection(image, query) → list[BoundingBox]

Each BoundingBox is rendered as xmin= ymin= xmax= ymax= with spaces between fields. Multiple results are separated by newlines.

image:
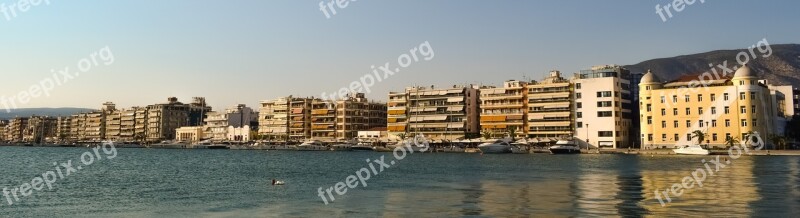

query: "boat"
xmin=151 ymin=141 xmax=189 ymax=149
xmin=331 ymin=144 xmax=353 ymax=151
xmin=673 ymin=144 xmax=710 ymax=155
xmin=351 ymin=142 xmax=375 ymax=152
xmin=388 ymin=140 xmax=427 ymax=152
xmin=441 ymin=144 xmax=465 ymax=153
xmin=296 ymin=140 xmax=328 ymax=151
xmin=192 ymin=140 xmax=230 ymax=149
xmin=511 ymin=143 xmax=530 ymax=154
xmin=549 ymin=140 xmax=581 ymax=154
xmin=478 ymin=140 xmax=513 ymax=154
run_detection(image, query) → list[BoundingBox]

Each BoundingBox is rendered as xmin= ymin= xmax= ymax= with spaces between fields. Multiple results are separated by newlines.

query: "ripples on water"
xmin=0 ymin=147 xmax=798 ymax=217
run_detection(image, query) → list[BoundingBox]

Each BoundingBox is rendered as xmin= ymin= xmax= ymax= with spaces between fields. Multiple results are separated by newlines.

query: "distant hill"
xmin=625 ymin=44 xmax=800 ymax=85
xmin=0 ymin=108 xmax=95 ymax=120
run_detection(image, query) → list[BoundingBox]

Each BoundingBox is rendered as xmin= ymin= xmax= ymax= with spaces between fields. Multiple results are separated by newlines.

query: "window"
xmin=598 ymin=111 xmax=613 ymax=117
xmin=598 ymin=101 xmax=612 ymax=107
xmin=576 ymin=83 xmax=581 ymax=89
xmin=576 ymin=93 xmax=582 ymax=99
xmin=646 ymin=104 xmax=651 ymax=111
xmin=660 ymin=96 xmax=665 ymax=103
xmin=673 ymin=108 xmax=678 ymax=116
xmin=741 ymin=106 xmax=747 ymax=114
xmin=661 ymin=121 xmax=666 ymax=128
xmin=577 ymin=112 xmax=582 ymax=118
xmin=750 ymin=92 xmax=756 ymax=100
xmin=724 ymin=93 xmax=729 ymax=101
xmin=577 ymin=122 xmax=583 ymax=128
xmin=713 ymin=133 xmax=718 ymax=141
xmin=725 ymin=106 xmax=730 ymax=114
xmin=698 ymin=94 xmax=703 ymax=102
xmin=740 ymin=92 xmax=746 ymax=100
xmin=741 ymin=119 xmax=748 ymax=127
xmin=661 ymin=109 xmax=666 ymax=116
xmin=598 ymin=131 xmax=614 ymax=137
xmin=648 ymin=134 xmax=653 ymax=141
xmin=687 ymin=134 xmax=692 ymax=141
xmin=647 ymin=116 xmax=653 ymax=124
xmin=674 ymin=121 xmax=679 ymax=128
xmin=711 ymin=107 xmax=717 ymax=114
xmin=699 ymin=121 xmax=705 ymax=128
xmin=712 ymin=120 xmax=717 ymax=127
xmin=685 ymin=95 xmax=690 ymax=102
xmin=752 ymin=105 xmax=756 ymax=114
xmin=725 ymin=119 xmax=731 ymax=127
xmin=597 ymin=91 xmax=612 ymax=98
xmin=711 ymin=94 xmax=716 ymax=101
xmin=662 ymin=134 xmax=667 ymax=141
xmin=698 ymin=107 xmax=704 ymax=115
xmin=685 ymin=120 xmax=691 ymax=127
xmin=686 ymin=108 xmax=691 ymax=115
xmin=753 ymin=119 xmax=758 ymax=127
xmin=740 ymin=81 xmax=745 ymax=85
xmin=674 ymin=134 xmax=679 ymax=141
xmin=577 ymin=103 xmax=582 ymax=109
xmin=673 ymin=95 xmax=678 ymax=103
xmin=726 ymin=133 xmax=731 ymax=141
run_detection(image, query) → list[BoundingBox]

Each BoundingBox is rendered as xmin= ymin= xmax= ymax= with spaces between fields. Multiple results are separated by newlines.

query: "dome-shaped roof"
xmin=733 ymin=64 xmax=755 ymax=78
xmin=640 ymin=70 xmax=660 ymax=84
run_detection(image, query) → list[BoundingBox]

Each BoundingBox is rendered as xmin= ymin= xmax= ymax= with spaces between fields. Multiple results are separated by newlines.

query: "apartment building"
xmin=527 ymin=71 xmax=574 ymax=139
xmin=57 ymin=116 xmax=71 ymax=141
xmin=0 ymin=120 xmax=7 ymax=141
xmin=69 ymin=113 xmax=88 ymax=141
xmin=24 ymin=116 xmax=58 ymax=143
xmin=480 ymin=80 xmax=528 ymax=139
xmin=288 ymin=97 xmax=314 ymax=141
xmin=573 ymin=65 xmax=633 ymax=149
xmin=7 ymin=118 xmax=28 ymax=142
xmin=103 ymin=102 xmax=121 ymax=141
xmin=311 ymin=93 xmax=386 ymax=141
xmin=119 ymin=107 xmax=146 ymax=141
xmin=640 ymin=65 xmax=782 ymax=149
xmin=146 ymin=97 xmax=191 ymax=141
xmin=389 ymin=85 xmax=480 ymax=141
xmin=134 ymin=107 xmax=148 ymax=141
xmin=202 ymin=104 xmax=258 ymax=141
xmin=387 ymin=92 xmax=409 ymax=139
xmin=259 ymin=97 xmax=290 ymax=141
xmin=204 ymin=111 xmax=228 ymax=140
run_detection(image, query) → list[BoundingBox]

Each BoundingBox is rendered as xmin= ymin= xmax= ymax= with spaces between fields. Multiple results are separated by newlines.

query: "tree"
xmin=725 ymin=136 xmax=740 ymax=148
xmin=691 ymin=130 xmax=706 ymax=145
xmin=397 ymin=133 xmax=407 ymax=140
xmin=507 ymin=126 xmax=517 ymax=141
xmin=768 ymin=134 xmax=787 ymax=150
xmin=482 ymin=130 xmax=493 ymax=140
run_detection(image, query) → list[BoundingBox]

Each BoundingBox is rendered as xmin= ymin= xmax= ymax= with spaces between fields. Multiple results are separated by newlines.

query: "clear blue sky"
xmin=1 ymin=0 xmax=798 ymax=110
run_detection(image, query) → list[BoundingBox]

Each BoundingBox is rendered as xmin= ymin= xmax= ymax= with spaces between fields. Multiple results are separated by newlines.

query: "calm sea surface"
xmin=0 ymin=146 xmax=798 ymax=217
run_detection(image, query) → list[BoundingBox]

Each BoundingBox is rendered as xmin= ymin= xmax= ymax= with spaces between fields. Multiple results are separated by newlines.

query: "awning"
xmin=448 ymin=106 xmax=462 ymax=112
xmin=447 ymin=97 xmax=463 ymax=102
xmin=529 ymin=114 xmax=545 ymax=120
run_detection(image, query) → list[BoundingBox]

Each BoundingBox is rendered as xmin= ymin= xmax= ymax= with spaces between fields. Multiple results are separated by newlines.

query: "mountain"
xmin=0 ymin=108 xmax=95 ymax=120
xmin=625 ymin=44 xmax=800 ymax=86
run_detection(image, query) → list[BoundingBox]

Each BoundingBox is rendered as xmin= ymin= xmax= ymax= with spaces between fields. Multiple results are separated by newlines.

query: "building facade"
xmin=389 ymin=85 xmax=480 ymax=141
xmin=480 ymin=80 xmax=528 ymax=139
xmin=573 ymin=65 xmax=633 ymax=149
xmin=311 ymin=93 xmax=386 ymax=142
xmin=528 ymin=71 xmax=574 ymax=139
xmin=639 ymin=65 xmax=782 ymax=149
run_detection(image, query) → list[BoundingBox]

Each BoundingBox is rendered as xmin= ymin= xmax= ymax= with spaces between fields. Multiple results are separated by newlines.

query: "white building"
xmin=572 ymin=65 xmax=633 ymax=149
xmin=203 ymin=104 xmax=258 ymax=141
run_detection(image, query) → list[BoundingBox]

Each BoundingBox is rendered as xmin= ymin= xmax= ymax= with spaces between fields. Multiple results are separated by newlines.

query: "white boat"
xmin=191 ymin=140 xmax=229 ymax=149
xmin=673 ymin=144 xmax=710 ymax=155
xmin=296 ymin=140 xmax=328 ymax=151
xmin=478 ymin=140 xmax=512 ymax=154
xmin=351 ymin=142 xmax=375 ymax=152
xmin=331 ymin=144 xmax=353 ymax=151
xmin=549 ymin=140 xmax=581 ymax=154
xmin=511 ymin=143 xmax=530 ymax=154
xmin=441 ymin=144 xmax=465 ymax=153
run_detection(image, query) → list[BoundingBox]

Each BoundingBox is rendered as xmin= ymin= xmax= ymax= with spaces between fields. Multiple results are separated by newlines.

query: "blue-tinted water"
xmin=0 ymin=147 xmax=798 ymax=217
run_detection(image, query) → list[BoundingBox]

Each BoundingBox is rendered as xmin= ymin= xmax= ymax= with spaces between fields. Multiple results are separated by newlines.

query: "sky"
xmin=1 ymin=0 xmax=798 ymax=111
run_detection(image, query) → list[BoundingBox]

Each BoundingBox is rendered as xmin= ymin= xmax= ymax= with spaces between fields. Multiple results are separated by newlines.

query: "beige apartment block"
xmin=311 ymin=100 xmax=337 ymax=141
xmin=57 ymin=116 xmax=71 ymax=141
xmin=24 ymin=116 xmax=58 ymax=143
xmin=289 ymin=97 xmax=314 ymax=141
xmin=480 ymin=80 xmax=528 ymax=139
xmin=640 ymin=65 xmax=782 ymax=149
xmin=69 ymin=113 xmax=88 ymax=141
xmin=7 ymin=118 xmax=27 ymax=142
xmin=134 ymin=107 xmax=148 ymax=141
xmin=259 ymin=97 xmax=291 ymax=141
xmin=146 ymin=97 xmax=191 ymax=141
xmin=119 ymin=107 xmax=145 ymax=141
xmin=573 ymin=65 xmax=633 ymax=149
xmin=527 ymin=71 xmax=574 ymax=139
xmin=0 ymin=121 xmax=6 ymax=141
xmin=391 ymin=85 xmax=480 ymax=141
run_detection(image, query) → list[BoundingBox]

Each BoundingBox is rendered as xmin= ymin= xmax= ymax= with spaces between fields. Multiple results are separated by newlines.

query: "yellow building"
xmin=639 ymin=65 xmax=780 ymax=149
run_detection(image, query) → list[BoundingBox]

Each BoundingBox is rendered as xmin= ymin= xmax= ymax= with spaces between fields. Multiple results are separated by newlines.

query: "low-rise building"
xmin=176 ymin=126 xmax=204 ymax=143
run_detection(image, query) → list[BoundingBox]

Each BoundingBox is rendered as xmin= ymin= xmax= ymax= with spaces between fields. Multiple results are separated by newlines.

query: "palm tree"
xmin=725 ymin=136 xmax=740 ymax=148
xmin=691 ymin=130 xmax=706 ymax=145
xmin=507 ymin=126 xmax=517 ymax=141
xmin=482 ymin=130 xmax=493 ymax=140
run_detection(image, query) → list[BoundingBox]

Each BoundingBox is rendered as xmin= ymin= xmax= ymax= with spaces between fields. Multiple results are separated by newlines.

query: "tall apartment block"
xmin=7 ymin=118 xmax=27 ymax=142
xmin=147 ymin=97 xmax=190 ymax=141
xmin=310 ymin=93 xmax=387 ymax=142
xmin=573 ymin=65 xmax=633 ymax=149
xmin=23 ymin=116 xmax=58 ymax=143
xmin=639 ymin=65 xmax=784 ymax=149
xmin=388 ymin=85 xmax=480 ymax=141
xmin=479 ymin=80 xmax=528 ymax=139
xmin=0 ymin=120 xmax=7 ymax=141
xmin=57 ymin=116 xmax=71 ymax=140
xmin=527 ymin=71 xmax=574 ymax=139
xmin=289 ymin=97 xmax=314 ymax=141
xmin=259 ymin=97 xmax=291 ymax=141
xmin=387 ymin=92 xmax=409 ymax=138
